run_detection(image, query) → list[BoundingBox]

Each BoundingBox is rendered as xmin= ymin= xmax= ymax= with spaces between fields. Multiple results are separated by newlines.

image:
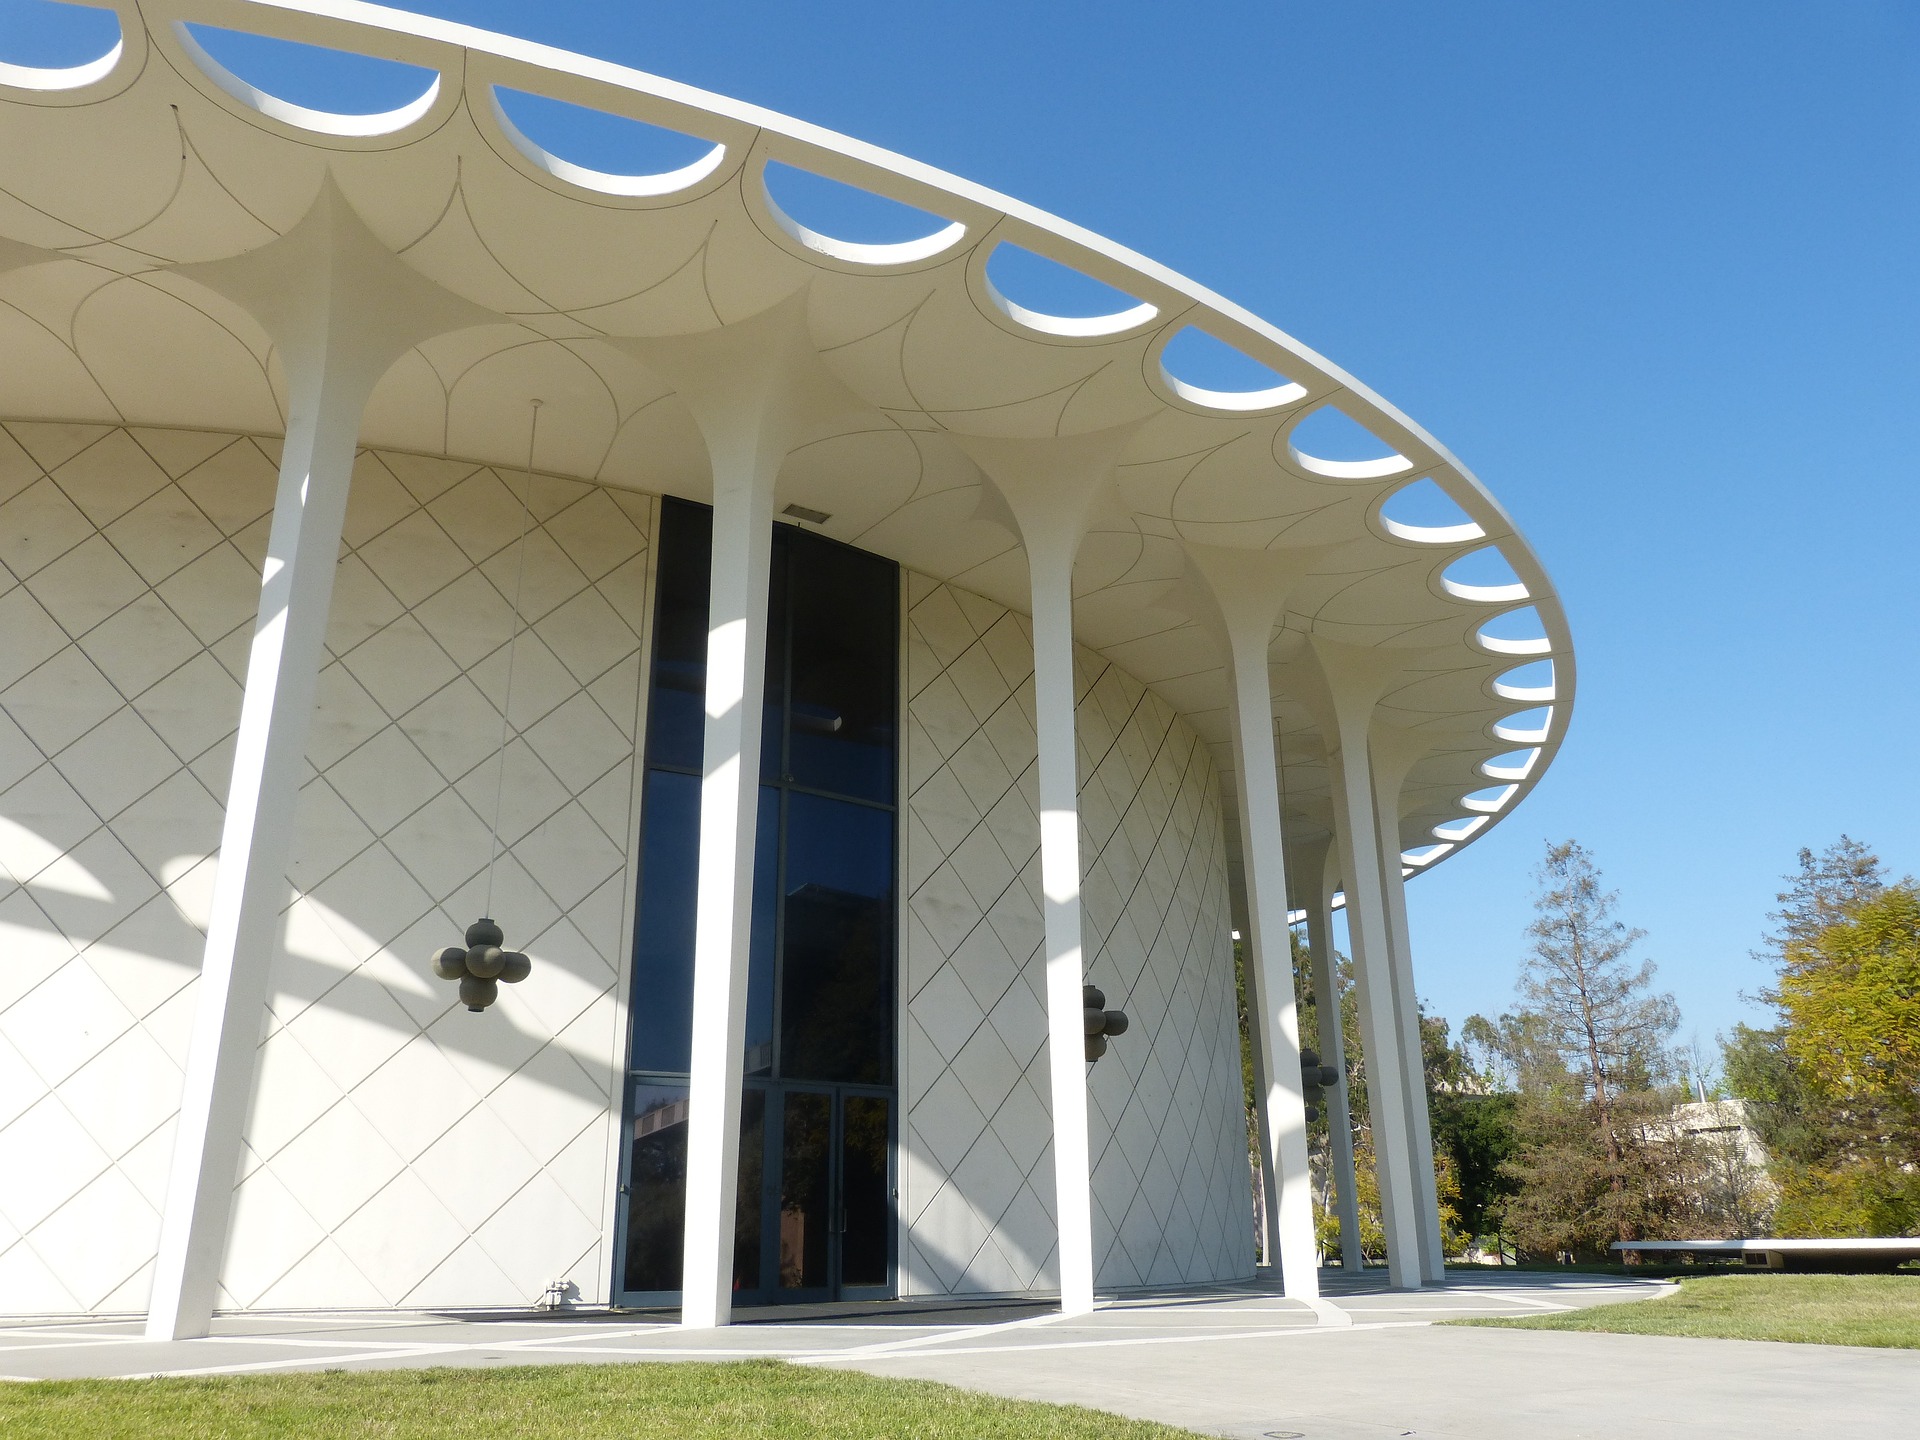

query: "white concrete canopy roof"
xmin=0 ymin=0 xmax=1573 ymax=881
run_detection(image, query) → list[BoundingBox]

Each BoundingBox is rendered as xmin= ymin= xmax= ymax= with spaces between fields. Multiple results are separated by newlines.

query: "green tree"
xmin=1725 ymin=838 xmax=1890 ymax=1172
xmin=1722 ymin=1021 xmax=1821 ymax=1164
xmin=1417 ymin=1011 xmax=1521 ymax=1250
xmin=1756 ymin=835 xmax=1886 ymax=970
xmin=1236 ymin=931 xmax=1486 ymax=1265
xmin=1295 ymin=947 xmax=1478 ymax=1260
xmin=1480 ymin=841 xmax=1697 ymax=1259
xmin=1725 ymin=838 xmax=1920 ymax=1237
xmin=1772 ymin=886 xmax=1920 ymax=1235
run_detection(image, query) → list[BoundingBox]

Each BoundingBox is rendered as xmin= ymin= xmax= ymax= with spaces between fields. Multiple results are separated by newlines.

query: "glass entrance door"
xmin=731 ymin=1083 xmax=893 ymax=1304
xmin=775 ymin=1088 xmax=832 ymax=1300
xmin=838 ymin=1093 xmax=893 ymax=1294
xmin=615 ymin=499 xmax=900 ymax=1309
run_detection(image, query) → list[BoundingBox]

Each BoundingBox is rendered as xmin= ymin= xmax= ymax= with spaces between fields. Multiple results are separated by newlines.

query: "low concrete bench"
xmin=1611 ymin=1238 xmax=1920 ymax=1272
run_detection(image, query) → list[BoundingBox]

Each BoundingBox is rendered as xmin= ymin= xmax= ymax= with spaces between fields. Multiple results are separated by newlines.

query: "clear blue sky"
xmin=9 ymin=1 xmax=1918 ymax=1060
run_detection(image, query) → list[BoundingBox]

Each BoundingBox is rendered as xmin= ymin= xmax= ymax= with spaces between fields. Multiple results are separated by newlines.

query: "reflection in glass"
xmin=743 ymin=786 xmax=778 ymax=1075
xmin=780 ymin=1090 xmax=832 ymax=1291
xmin=779 ymin=794 xmax=895 ymax=1084
xmin=622 ymin=1082 xmax=689 ymax=1293
xmin=623 ymin=499 xmax=901 ymax=1300
xmin=629 ymin=771 xmax=698 ymax=1073
xmin=733 ymin=1088 xmax=765 ymax=1292
xmin=785 ymin=531 xmax=897 ymax=803
xmin=644 ymin=500 xmax=711 ymax=773
xmin=761 ymin=536 xmax=789 ymax=781
xmin=841 ymin=1095 xmax=891 ymax=1287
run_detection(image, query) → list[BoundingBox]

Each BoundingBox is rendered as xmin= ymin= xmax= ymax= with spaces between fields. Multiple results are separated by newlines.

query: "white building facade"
xmin=0 ymin=1 xmax=1573 ymax=1332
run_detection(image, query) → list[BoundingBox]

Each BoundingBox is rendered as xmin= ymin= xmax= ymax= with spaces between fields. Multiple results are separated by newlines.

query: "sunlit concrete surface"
xmin=848 ymin=1271 xmax=1920 ymax=1440
xmin=0 ymin=1269 xmax=1641 ymax=1381
xmin=7 ymin=1270 xmax=1916 ymax=1438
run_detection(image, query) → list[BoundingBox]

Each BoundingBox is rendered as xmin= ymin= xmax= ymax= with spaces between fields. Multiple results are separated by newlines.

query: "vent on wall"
xmin=782 ymin=502 xmax=831 ymax=524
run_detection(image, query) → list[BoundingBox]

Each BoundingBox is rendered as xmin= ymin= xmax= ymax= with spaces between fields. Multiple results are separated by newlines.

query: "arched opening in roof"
xmin=982 ymin=242 xmax=1156 ymax=337
xmin=1158 ymin=325 xmax=1304 ymax=411
xmin=1476 ymin=604 xmax=1551 ymax=656
xmin=0 ymin=0 xmax=121 ymax=89
xmin=760 ymin=160 xmax=964 ymax=264
xmin=1493 ymin=706 xmax=1552 ymax=744
xmin=489 ymin=87 xmax=725 ymax=197
xmin=1480 ymin=748 xmax=1540 ymax=781
xmin=176 ymin=23 xmax=439 ymax=136
xmin=1493 ymin=659 xmax=1555 ymax=702
xmin=1440 ymin=545 xmax=1528 ymax=603
xmin=1432 ymin=815 xmax=1488 ymax=842
xmin=1403 ymin=842 xmax=1453 ymax=867
xmin=1377 ymin=476 xmax=1485 ymax=543
xmin=1287 ymin=405 xmax=1409 ymax=480
xmin=1462 ymin=783 xmax=1518 ymax=812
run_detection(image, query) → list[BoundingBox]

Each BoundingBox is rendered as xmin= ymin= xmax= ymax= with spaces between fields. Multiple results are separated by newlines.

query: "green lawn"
xmin=1455 ymin=1272 xmax=1920 ymax=1349
xmin=0 ymin=1359 xmax=1207 ymax=1440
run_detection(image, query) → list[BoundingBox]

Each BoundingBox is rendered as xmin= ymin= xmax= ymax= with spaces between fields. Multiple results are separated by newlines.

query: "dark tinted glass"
xmin=784 ymin=531 xmax=897 ymax=804
xmin=743 ymin=786 xmax=778 ymax=1075
xmin=645 ymin=499 xmax=712 ymax=773
xmin=778 ymin=794 xmax=895 ymax=1084
xmin=841 ymin=1095 xmax=891 ymax=1287
xmin=732 ymin=1088 xmax=766 ymax=1292
xmin=760 ymin=537 xmax=789 ymax=782
xmin=622 ymin=1082 xmax=688 ymax=1293
xmin=779 ymin=1090 xmax=832 ymax=1291
xmin=629 ymin=507 xmax=897 ymax=1088
xmin=629 ymin=769 xmax=698 ymax=1073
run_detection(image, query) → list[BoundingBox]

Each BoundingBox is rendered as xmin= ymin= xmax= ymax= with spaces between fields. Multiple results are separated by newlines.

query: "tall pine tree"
xmin=1488 ymin=841 xmax=1697 ymax=1257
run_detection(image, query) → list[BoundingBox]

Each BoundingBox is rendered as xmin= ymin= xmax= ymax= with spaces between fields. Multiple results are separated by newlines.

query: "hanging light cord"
xmin=484 ymin=399 xmax=542 ymax=916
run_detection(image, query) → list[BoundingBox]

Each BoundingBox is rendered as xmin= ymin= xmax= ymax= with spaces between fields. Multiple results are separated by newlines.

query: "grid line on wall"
xmin=224 ymin=447 xmax=651 ymax=1313
xmin=899 ymin=571 xmax=1252 ymax=1296
xmin=0 ymin=421 xmax=285 ymax=1315
xmin=0 ymin=424 xmax=653 ymax=1315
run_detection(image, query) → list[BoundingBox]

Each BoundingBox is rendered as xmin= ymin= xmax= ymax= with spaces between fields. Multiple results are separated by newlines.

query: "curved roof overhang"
xmin=0 ymin=0 xmax=1574 ymax=886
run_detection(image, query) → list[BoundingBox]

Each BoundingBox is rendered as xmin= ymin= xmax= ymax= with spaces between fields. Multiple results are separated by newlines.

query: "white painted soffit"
xmin=0 ymin=0 xmax=1574 ymax=872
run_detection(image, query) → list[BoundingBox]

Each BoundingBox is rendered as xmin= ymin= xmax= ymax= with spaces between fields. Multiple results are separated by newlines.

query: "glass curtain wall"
xmin=615 ymin=499 xmax=899 ymax=1305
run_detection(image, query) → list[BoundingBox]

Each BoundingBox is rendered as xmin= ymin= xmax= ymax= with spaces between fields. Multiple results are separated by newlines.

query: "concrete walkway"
xmin=3 ymin=1271 xmax=1914 ymax=1438
xmin=850 ymin=1271 xmax=1920 ymax=1439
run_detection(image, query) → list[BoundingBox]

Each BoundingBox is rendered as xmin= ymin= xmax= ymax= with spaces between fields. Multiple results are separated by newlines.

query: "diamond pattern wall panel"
xmin=0 ymin=424 xmax=650 ymax=1316
xmin=901 ymin=572 xmax=1254 ymax=1296
xmin=0 ymin=422 xmax=272 ymax=1316
xmin=223 ymin=449 xmax=650 ymax=1313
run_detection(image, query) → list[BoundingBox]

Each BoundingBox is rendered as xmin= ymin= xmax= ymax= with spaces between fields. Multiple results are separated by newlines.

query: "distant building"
xmin=1665 ymin=1099 xmax=1776 ymax=1238
xmin=1672 ymin=1099 xmax=1771 ymax=1176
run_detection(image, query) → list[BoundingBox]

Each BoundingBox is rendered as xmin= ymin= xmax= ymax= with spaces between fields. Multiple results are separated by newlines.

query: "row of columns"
xmin=142 ymin=184 xmax=1445 ymax=1341
xmin=1193 ymin=554 xmax=1446 ymax=1296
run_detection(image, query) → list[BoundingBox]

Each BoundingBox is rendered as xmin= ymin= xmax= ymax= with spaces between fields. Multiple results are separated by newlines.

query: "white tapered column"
xmin=1233 ymin=883 xmax=1283 ymax=1268
xmin=1311 ymin=641 xmax=1423 ymax=1288
xmin=148 ymin=185 xmax=490 ymax=1341
xmin=1030 ymin=535 xmax=1097 ymax=1314
xmin=680 ymin=455 xmax=776 ymax=1328
xmin=1184 ymin=544 xmax=1318 ymax=1298
xmin=622 ymin=301 xmax=812 ymax=1329
xmin=1326 ymin=743 xmax=1421 ymax=1287
xmin=1302 ymin=856 xmax=1364 ymax=1273
xmin=1372 ymin=781 xmax=1447 ymax=1284
xmin=957 ymin=428 xmax=1137 ymax=1317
